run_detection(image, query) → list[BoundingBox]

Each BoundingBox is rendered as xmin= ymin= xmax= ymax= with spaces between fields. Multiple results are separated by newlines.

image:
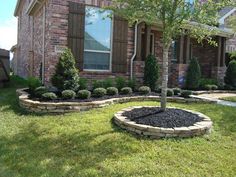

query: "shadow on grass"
xmin=0 ymin=121 xmax=140 ymax=176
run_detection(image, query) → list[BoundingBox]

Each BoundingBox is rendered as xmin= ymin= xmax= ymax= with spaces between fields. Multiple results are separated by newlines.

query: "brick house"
xmin=13 ymin=0 xmax=234 ymax=88
xmin=219 ymin=7 xmax=236 ymax=54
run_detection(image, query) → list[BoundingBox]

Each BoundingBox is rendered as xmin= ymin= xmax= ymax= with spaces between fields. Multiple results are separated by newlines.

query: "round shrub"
xmin=180 ymin=90 xmax=192 ymax=98
xmin=211 ymin=85 xmax=218 ymax=90
xmin=34 ymin=86 xmax=48 ymax=98
xmin=173 ymin=88 xmax=181 ymax=95
xmin=61 ymin=90 xmax=76 ymax=100
xmin=204 ymin=84 xmax=212 ymax=91
xmin=27 ymin=77 xmax=41 ymax=93
xmin=167 ymin=89 xmax=174 ymax=97
xmin=120 ymin=87 xmax=133 ymax=95
xmin=93 ymin=88 xmax=107 ymax=98
xmin=138 ymin=86 xmax=151 ymax=95
xmin=155 ymin=87 xmax=162 ymax=93
xmin=77 ymin=90 xmax=91 ymax=99
xmin=107 ymin=87 xmax=118 ymax=96
xmin=42 ymin=92 xmax=57 ymax=101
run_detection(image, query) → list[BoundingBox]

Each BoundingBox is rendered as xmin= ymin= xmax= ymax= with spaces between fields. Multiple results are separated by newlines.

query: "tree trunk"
xmin=161 ymin=44 xmax=171 ymax=111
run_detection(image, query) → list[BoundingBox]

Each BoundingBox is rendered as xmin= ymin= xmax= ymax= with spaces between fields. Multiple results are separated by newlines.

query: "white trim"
xmin=219 ymin=8 xmax=236 ymax=25
xmin=84 ymin=49 xmax=110 ymax=54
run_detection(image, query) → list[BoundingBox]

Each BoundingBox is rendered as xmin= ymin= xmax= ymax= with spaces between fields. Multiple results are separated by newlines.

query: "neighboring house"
xmin=219 ymin=7 xmax=236 ymax=54
xmin=0 ymin=49 xmax=10 ymax=86
xmin=13 ymin=0 xmax=233 ymax=87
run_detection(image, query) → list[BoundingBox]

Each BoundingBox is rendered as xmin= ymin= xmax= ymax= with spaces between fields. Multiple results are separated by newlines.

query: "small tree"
xmin=109 ymin=0 xmax=234 ymax=111
xmin=51 ymin=48 xmax=80 ymax=91
xmin=185 ymin=57 xmax=201 ymax=90
xmin=144 ymin=55 xmax=159 ymax=91
xmin=225 ymin=60 xmax=236 ymax=88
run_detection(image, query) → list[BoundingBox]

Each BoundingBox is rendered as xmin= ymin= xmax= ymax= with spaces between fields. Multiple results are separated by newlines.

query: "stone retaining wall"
xmin=114 ymin=106 xmax=213 ymax=138
xmin=17 ymin=88 xmax=216 ymax=114
xmin=193 ymin=90 xmax=236 ymax=95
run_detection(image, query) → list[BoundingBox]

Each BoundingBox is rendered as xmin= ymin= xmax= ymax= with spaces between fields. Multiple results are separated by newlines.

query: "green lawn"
xmin=221 ymin=96 xmax=236 ymax=102
xmin=0 ymin=77 xmax=236 ymax=177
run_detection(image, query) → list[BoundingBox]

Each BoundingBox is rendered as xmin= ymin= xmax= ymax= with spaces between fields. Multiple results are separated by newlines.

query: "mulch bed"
xmin=122 ymin=107 xmax=203 ymax=128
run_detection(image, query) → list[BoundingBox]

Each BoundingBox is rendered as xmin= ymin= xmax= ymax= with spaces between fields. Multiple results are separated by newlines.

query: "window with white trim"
xmin=171 ymin=40 xmax=178 ymax=63
xmin=84 ymin=6 xmax=113 ymax=71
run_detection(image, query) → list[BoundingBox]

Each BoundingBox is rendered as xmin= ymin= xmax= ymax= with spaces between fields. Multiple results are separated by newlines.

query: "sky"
xmin=0 ymin=0 xmax=18 ymax=51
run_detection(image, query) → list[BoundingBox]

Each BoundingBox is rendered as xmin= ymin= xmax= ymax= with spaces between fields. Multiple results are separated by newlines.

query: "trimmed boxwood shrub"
xmin=167 ymin=89 xmax=174 ymax=97
xmin=103 ymin=78 xmax=114 ymax=89
xmin=79 ymin=78 xmax=88 ymax=90
xmin=93 ymin=88 xmax=107 ymax=98
xmin=173 ymin=88 xmax=181 ymax=95
xmin=61 ymin=90 xmax=76 ymax=100
xmin=92 ymin=80 xmax=104 ymax=90
xmin=34 ymin=86 xmax=48 ymax=98
xmin=120 ymin=87 xmax=132 ymax=95
xmin=107 ymin=87 xmax=118 ymax=96
xmin=204 ymin=84 xmax=218 ymax=91
xmin=127 ymin=79 xmax=137 ymax=91
xmin=115 ymin=77 xmax=127 ymax=91
xmin=77 ymin=90 xmax=91 ymax=99
xmin=42 ymin=92 xmax=57 ymax=101
xmin=180 ymin=90 xmax=192 ymax=98
xmin=199 ymin=78 xmax=218 ymax=89
xmin=51 ymin=48 xmax=80 ymax=91
xmin=224 ymin=60 xmax=236 ymax=88
xmin=138 ymin=86 xmax=151 ymax=95
xmin=144 ymin=55 xmax=159 ymax=91
xmin=185 ymin=57 xmax=201 ymax=90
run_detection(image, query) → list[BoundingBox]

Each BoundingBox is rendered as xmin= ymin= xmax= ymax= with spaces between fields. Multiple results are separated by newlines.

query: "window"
xmin=171 ymin=40 xmax=178 ymax=63
xmin=84 ymin=6 xmax=113 ymax=71
xmin=141 ymin=32 xmax=155 ymax=61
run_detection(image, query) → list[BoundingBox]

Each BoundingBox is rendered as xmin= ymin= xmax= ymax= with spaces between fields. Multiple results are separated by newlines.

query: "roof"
xmin=219 ymin=7 xmax=234 ymax=18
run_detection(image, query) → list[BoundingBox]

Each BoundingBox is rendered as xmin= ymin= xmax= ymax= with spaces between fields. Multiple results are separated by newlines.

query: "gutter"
xmin=42 ymin=5 xmax=46 ymax=84
xmin=130 ymin=21 xmax=142 ymax=79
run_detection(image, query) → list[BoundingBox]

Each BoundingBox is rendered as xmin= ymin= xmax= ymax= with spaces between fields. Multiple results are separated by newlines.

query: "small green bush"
xmin=79 ymin=78 xmax=88 ymax=90
xmin=120 ymin=87 xmax=132 ymax=95
xmin=211 ymin=85 xmax=218 ymax=90
xmin=167 ymin=89 xmax=174 ymax=97
xmin=106 ymin=87 xmax=118 ymax=96
xmin=77 ymin=90 xmax=91 ymax=99
xmin=92 ymin=80 xmax=104 ymax=90
xmin=51 ymin=48 xmax=80 ymax=91
xmin=224 ymin=60 xmax=236 ymax=88
xmin=27 ymin=77 xmax=41 ymax=93
xmin=185 ymin=57 xmax=201 ymax=90
xmin=180 ymin=90 xmax=192 ymax=98
xmin=199 ymin=78 xmax=218 ymax=89
xmin=93 ymin=88 xmax=107 ymax=98
xmin=103 ymin=78 xmax=114 ymax=89
xmin=173 ymin=88 xmax=181 ymax=95
xmin=115 ymin=77 xmax=127 ymax=91
xmin=138 ymin=86 xmax=151 ymax=95
xmin=42 ymin=92 xmax=57 ymax=101
xmin=34 ymin=86 xmax=48 ymax=98
xmin=144 ymin=55 xmax=159 ymax=91
xmin=155 ymin=87 xmax=162 ymax=93
xmin=61 ymin=90 xmax=76 ymax=100
xmin=127 ymin=79 xmax=137 ymax=91
xmin=204 ymin=84 xmax=218 ymax=91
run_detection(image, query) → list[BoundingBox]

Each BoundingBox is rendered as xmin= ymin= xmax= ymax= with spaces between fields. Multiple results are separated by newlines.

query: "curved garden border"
xmin=17 ymin=88 xmax=216 ymax=114
xmin=113 ymin=106 xmax=213 ymax=138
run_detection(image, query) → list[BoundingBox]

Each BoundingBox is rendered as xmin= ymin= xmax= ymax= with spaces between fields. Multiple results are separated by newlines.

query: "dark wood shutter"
xmin=112 ymin=16 xmax=128 ymax=73
xmin=68 ymin=2 xmax=85 ymax=71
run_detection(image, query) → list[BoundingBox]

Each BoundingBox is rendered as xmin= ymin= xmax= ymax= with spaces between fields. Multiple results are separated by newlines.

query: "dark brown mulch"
xmin=122 ymin=107 xmax=203 ymax=128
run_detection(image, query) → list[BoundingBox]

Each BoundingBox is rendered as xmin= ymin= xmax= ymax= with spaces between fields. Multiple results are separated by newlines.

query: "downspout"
xmin=130 ymin=21 xmax=141 ymax=79
xmin=42 ymin=4 xmax=46 ymax=84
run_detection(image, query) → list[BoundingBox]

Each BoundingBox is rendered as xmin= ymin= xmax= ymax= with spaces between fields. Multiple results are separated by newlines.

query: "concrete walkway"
xmin=191 ymin=93 xmax=236 ymax=107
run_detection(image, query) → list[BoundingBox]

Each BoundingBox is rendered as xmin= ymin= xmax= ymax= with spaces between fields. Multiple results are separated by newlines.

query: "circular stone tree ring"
xmin=113 ymin=106 xmax=212 ymax=138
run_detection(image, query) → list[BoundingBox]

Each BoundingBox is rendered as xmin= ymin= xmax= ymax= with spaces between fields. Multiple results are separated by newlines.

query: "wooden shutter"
xmin=68 ymin=2 xmax=85 ymax=71
xmin=112 ymin=16 xmax=128 ymax=73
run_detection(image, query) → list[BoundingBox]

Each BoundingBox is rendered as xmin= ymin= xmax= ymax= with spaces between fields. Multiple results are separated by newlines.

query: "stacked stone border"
xmin=113 ymin=106 xmax=213 ymax=138
xmin=193 ymin=90 xmax=236 ymax=95
xmin=17 ymin=88 xmax=216 ymax=114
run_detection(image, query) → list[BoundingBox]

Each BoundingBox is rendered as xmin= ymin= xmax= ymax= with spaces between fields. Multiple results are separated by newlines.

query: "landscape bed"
xmin=17 ymin=88 xmax=216 ymax=114
xmin=114 ymin=106 xmax=212 ymax=138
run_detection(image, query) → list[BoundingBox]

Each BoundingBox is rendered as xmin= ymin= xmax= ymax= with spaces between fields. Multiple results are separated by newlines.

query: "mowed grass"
xmin=220 ymin=96 xmax=236 ymax=102
xmin=0 ymin=77 xmax=236 ymax=177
